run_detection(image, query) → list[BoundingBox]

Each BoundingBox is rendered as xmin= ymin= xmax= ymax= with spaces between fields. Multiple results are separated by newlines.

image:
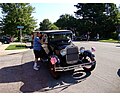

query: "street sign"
xmin=17 ymin=26 xmax=24 ymax=29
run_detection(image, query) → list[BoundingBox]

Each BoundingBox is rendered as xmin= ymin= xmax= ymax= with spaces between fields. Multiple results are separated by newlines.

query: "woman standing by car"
xmin=33 ymin=32 xmax=46 ymax=70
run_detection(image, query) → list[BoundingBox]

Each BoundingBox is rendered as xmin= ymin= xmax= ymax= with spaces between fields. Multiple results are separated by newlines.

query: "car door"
xmin=42 ymin=34 xmax=50 ymax=54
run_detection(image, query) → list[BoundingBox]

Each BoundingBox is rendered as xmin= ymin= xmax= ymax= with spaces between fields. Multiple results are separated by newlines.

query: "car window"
xmin=49 ymin=33 xmax=72 ymax=41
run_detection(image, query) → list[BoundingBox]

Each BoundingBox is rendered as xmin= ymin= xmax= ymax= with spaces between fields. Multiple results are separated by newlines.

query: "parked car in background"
xmin=73 ymin=34 xmax=87 ymax=41
xmin=0 ymin=36 xmax=11 ymax=44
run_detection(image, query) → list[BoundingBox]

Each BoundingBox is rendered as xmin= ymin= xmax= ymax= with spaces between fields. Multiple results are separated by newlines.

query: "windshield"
xmin=49 ymin=33 xmax=72 ymax=42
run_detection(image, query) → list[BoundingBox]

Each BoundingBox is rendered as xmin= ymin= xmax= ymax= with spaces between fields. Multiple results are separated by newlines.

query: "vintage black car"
xmin=40 ymin=30 xmax=96 ymax=79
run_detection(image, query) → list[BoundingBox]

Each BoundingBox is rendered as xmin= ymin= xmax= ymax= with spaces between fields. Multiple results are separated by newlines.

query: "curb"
xmin=0 ymin=42 xmax=31 ymax=56
xmin=0 ymin=49 xmax=31 ymax=57
xmin=0 ymin=42 xmax=2 ymax=46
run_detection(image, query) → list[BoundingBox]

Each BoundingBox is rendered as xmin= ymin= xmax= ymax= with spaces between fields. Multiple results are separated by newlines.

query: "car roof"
xmin=41 ymin=30 xmax=73 ymax=34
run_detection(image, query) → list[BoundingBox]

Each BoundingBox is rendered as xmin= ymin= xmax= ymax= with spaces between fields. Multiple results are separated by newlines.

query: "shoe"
xmin=33 ymin=63 xmax=39 ymax=70
xmin=33 ymin=66 xmax=39 ymax=70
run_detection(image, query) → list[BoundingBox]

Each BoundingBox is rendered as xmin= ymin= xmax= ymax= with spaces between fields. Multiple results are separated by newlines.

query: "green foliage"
xmin=74 ymin=3 xmax=119 ymax=39
xmin=99 ymin=39 xmax=118 ymax=43
xmin=48 ymin=24 xmax=59 ymax=30
xmin=0 ymin=3 xmax=37 ymax=38
xmin=111 ymin=31 xmax=118 ymax=40
xmin=39 ymin=19 xmax=51 ymax=31
xmin=39 ymin=19 xmax=59 ymax=30
xmin=55 ymin=14 xmax=77 ymax=31
xmin=117 ymin=11 xmax=120 ymax=24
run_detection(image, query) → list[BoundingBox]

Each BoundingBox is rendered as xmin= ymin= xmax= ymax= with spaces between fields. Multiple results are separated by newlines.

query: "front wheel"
xmin=48 ymin=62 xmax=60 ymax=79
xmin=82 ymin=56 xmax=96 ymax=72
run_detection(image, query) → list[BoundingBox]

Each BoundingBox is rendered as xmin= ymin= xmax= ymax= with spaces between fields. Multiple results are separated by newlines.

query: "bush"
xmin=111 ymin=32 xmax=118 ymax=40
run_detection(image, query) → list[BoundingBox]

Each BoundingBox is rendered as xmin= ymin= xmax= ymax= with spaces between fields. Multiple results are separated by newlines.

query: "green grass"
xmin=5 ymin=44 xmax=27 ymax=50
xmin=99 ymin=39 xmax=119 ymax=43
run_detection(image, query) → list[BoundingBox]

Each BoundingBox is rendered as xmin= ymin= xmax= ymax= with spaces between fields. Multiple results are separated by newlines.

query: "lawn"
xmin=5 ymin=44 xmax=27 ymax=50
xmin=99 ymin=39 xmax=119 ymax=43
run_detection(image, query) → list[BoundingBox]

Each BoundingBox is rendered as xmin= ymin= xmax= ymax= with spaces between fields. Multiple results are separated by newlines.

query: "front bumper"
xmin=55 ymin=61 xmax=96 ymax=71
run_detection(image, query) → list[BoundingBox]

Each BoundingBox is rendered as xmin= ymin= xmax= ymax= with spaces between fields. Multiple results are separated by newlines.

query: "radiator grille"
xmin=66 ymin=46 xmax=79 ymax=64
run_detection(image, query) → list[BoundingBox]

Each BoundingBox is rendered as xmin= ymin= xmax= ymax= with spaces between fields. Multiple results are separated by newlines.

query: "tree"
xmin=39 ymin=19 xmax=59 ymax=31
xmin=0 ymin=3 xmax=37 ymax=39
xmin=74 ymin=3 xmax=119 ymax=39
xmin=55 ymin=14 xmax=76 ymax=29
xmin=39 ymin=19 xmax=51 ymax=31
xmin=48 ymin=24 xmax=59 ymax=30
xmin=0 ymin=17 xmax=3 ymax=34
xmin=55 ymin=14 xmax=77 ymax=34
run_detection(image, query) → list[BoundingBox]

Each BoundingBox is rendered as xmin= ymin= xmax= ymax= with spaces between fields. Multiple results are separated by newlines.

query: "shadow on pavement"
xmin=0 ymin=61 xmax=91 ymax=93
xmin=117 ymin=69 xmax=120 ymax=77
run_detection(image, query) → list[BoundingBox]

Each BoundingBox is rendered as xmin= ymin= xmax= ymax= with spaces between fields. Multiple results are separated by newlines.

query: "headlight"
xmin=60 ymin=49 xmax=66 ymax=56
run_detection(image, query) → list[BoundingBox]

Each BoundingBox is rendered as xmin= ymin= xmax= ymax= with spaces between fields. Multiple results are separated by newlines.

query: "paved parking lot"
xmin=0 ymin=41 xmax=120 ymax=93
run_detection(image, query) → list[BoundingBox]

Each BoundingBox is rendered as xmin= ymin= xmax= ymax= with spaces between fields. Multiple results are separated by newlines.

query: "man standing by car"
xmin=118 ymin=33 xmax=120 ymax=43
xmin=96 ymin=33 xmax=99 ymax=40
xmin=86 ymin=32 xmax=90 ymax=41
xmin=33 ymin=32 xmax=45 ymax=70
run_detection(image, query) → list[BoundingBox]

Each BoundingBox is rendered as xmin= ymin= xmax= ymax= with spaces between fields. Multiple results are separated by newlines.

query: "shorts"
xmin=33 ymin=49 xmax=48 ymax=59
xmin=33 ymin=50 xmax=43 ymax=58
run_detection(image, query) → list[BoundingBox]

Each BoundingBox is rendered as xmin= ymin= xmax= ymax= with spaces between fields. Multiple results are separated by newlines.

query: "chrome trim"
xmin=55 ymin=61 xmax=96 ymax=71
xmin=67 ymin=60 xmax=78 ymax=64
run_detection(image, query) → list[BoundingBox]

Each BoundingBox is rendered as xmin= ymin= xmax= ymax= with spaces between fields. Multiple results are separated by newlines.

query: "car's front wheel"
xmin=82 ymin=56 xmax=96 ymax=72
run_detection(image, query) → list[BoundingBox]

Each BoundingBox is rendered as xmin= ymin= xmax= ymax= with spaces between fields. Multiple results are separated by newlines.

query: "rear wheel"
xmin=49 ymin=62 xmax=60 ymax=79
xmin=82 ymin=56 xmax=96 ymax=72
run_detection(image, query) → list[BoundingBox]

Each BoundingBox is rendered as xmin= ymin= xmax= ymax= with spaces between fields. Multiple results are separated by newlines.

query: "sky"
xmin=29 ymin=3 xmax=120 ymax=28
xmin=0 ymin=3 xmax=79 ymax=28
xmin=0 ymin=1 xmax=120 ymax=29
xmin=30 ymin=3 xmax=77 ymax=28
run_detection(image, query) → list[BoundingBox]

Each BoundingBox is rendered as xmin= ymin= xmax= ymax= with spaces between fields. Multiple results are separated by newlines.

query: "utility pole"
xmin=20 ymin=28 xmax=22 ymax=45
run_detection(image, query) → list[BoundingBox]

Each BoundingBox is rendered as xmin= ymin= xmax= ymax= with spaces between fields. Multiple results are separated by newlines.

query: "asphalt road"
xmin=0 ymin=41 xmax=120 ymax=93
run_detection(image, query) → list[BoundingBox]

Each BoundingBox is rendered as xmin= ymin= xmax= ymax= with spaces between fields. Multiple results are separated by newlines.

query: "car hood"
xmin=49 ymin=41 xmax=72 ymax=50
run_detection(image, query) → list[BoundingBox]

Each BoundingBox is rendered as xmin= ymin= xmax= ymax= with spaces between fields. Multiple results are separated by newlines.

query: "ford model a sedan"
xmin=41 ymin=30 xmax=96 ymax=79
